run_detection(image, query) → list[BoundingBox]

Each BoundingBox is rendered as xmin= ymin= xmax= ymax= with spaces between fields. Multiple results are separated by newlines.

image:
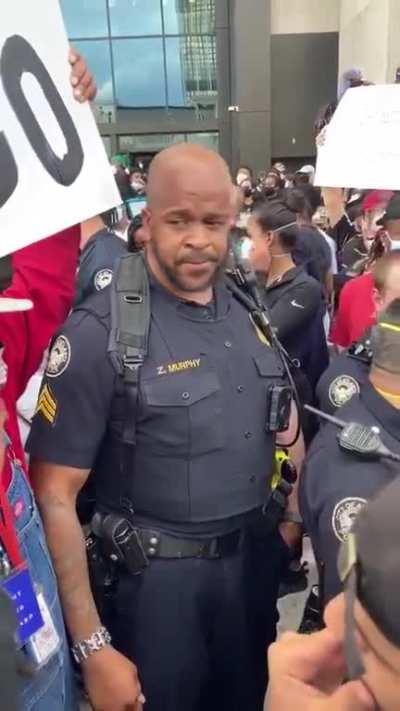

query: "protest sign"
xmin=0 ymin=0 xmax=120 ymax=257
xmin=315 ymin=85 xmax=400 ymax=190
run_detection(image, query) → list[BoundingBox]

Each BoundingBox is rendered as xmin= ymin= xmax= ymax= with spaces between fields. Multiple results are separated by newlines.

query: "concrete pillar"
xmin=229 ymin=0 xmax=272 ymax=173
xmin=339 ymin=0 xmax=400 ymax=84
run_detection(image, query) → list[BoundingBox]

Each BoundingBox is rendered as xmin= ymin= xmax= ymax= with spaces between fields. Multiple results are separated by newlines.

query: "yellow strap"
xmin=379 ymin=321 xmax=400 ymax=333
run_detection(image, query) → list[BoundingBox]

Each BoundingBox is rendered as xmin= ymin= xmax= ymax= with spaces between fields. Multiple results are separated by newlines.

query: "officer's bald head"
xmin=146 ymin=143 xmax=233 ymax=210
xmin=143 ymin=143 xmax=235 ymax=303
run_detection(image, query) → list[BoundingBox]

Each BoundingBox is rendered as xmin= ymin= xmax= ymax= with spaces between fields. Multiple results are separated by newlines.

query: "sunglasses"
xmin=338 ymin=532 xmax=366 ymax=680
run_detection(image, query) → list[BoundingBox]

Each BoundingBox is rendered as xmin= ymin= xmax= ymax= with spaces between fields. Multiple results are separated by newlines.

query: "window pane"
xmin=60 ymin=0 xmax=108 ymax=38
xmin=166 ymin=36 xmax=217 ymax=107
xmin=101 ymin=136 xmax=112 ymax=157
xmin=119 ymin=134 xmax=185 ymax=152
xmin=186 ymin=132 xmax=219 ymax=151
xmin=163 ymin=0 xmax=216 ymax=35
xmin=113 ymin=39 xmax=166 ymax=107
xmin=108 ymin=0 xmax=162 ymax=36
xmin=72 ymin=40 xmax=114 ymax=104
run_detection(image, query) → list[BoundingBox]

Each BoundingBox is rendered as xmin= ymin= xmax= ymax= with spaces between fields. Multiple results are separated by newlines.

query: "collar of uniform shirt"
xmin=265 ymin=264 xmax=302 ymax=291
xmin=361 ymin=381 xmax=400 ymax=441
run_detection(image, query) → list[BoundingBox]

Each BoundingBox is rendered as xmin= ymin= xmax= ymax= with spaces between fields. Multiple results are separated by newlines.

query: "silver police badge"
xmin=94 ymin=269 xmax=113 ymax=291
xmin=46 ymin=335 xmax=71 ymax=378
xmin=332 ymin=497 xmax=367 ymax=543
xmin=328 ymin=375 xmax=360 ymax=408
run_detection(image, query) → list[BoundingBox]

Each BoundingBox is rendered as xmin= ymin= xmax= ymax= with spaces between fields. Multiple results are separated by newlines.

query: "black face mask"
xmin=264 ymin=187 xmax=276 ymax=197
xmin=243 ymin=186 xmax=253 ymax=199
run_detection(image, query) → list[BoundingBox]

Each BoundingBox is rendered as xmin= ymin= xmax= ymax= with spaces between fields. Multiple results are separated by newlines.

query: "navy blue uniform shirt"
xmin=316 ymin=330 xmax=372 ymax=414
xmin=27 ymin=272 xmax=287 ymax=535
xmin=75 ymin=228 xmax=127 ymax=306
xmin=300 ymin=382 xmax=400 ymax=603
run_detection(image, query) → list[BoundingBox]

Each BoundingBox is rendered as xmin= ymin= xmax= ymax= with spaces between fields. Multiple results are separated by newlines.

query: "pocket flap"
xmin=143 ymin=370 xmax=220 ymax=407
xmin=254 ymin=353 xmax=283 ymax=377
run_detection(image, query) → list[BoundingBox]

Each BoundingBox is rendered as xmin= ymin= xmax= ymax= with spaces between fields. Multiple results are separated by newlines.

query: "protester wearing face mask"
xmin=130 ymin=170 xmax=147 ymax=197
xmin=267 ymin=474 xmax=400 ymax=711
xmin=247 ymin=201 xmax=329 ymax=392
xmin=330 ymin=197 xmax=398 ymax=348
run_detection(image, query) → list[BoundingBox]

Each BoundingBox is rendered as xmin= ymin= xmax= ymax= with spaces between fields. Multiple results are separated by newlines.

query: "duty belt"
xmin=91 ymin=512 xmax=245 ymax=576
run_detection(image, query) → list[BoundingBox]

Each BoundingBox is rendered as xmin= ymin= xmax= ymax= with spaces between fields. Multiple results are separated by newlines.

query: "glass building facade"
xmin=61 ymin=0 xmax=222 ymax=159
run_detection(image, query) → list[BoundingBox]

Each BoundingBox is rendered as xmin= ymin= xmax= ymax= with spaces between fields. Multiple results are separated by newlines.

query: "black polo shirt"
xmin=300 ymin=383 xmax=400 ymax=603
xmin=262 ymin=265 xmax=329 ymax=389
xmin=27 ymin=272 xmax=287 ymax=535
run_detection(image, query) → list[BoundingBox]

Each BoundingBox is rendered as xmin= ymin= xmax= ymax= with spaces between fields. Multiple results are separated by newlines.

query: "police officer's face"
xmin=247 ymin=217 xmax=273 ymax=274
xmin=325 ymin=595 xmax=400 ymax=710
xmin=374 ymin=263 xmax=400 ymax=314
xmin=144 ymin=168 xmax=233 ymax=298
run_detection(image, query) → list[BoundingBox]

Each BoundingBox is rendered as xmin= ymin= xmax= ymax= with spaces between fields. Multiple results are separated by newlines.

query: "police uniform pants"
xmin=110 ymin=529 xmax=284 ymax=711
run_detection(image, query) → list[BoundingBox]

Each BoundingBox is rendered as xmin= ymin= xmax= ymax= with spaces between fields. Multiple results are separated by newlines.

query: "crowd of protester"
xmin=1 ymin=53 xmax=400 ymax=711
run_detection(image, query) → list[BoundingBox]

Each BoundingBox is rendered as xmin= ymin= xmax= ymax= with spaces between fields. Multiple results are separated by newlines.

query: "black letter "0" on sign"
xmin=1 ymin=35 xmax=84 ymax=188
xmin=0 ymin=132 xmax=18 ymax=209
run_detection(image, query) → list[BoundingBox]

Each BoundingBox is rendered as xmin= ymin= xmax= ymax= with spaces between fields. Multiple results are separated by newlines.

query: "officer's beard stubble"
xmin=148 ymin=240 xmax=229 ymax=298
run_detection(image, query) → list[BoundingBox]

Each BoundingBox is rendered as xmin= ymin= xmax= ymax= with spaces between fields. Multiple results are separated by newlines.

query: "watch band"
xmin=282 ymin=511 xmax=303 ymax=525
xmin=71 ymin=626 xmax=112 ymax=664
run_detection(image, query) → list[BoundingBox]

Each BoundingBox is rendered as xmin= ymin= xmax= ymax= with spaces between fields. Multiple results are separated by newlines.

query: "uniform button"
xmin=249 ymin=475 xmax=256 ymax=483
xmin=237 ymin=385 xmax=244 ymax=393
xmin=224 ymin=341 xmax=232 ymax=348
xmin=182 ymin=392 xmax=190 ymax=400
xmin=149 ymin=537 xmax=158 ymax=546
xmin=148 ymin=547 xmax=156 ymax=557
xmin=244 ymin=431 xmax=253 ymax=439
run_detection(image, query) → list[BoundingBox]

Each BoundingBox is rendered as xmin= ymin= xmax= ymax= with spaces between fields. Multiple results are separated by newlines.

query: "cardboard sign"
xmin=0 ymin=0 xmax=120 ymax=257
xmin=315 ymin=85 xmax=400 ymax=190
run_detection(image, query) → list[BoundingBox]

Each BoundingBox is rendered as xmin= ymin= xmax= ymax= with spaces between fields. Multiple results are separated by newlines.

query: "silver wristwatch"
xmin=71 ymin=626 xmax=112 ymax=664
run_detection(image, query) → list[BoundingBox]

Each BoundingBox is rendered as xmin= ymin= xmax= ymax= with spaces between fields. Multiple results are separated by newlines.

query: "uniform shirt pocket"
xmin=140 ymin=370 xmax=225 ymax=457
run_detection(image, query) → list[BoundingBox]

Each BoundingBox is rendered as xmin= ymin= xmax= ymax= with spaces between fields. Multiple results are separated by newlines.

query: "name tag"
xmin=1 ymin=567 xmax=43 ymax=645
xmin=26 ymin=591 xmax=61 ymax=667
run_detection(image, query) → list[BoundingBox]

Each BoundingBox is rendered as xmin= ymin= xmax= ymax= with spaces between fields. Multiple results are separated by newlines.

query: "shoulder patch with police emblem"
xmin=328 ymin=375 xmax=360 ymax=408
xmin=46 ymin=335 xmax=71 ymax=378
xmin=332 ymin=497 xmax=367 ymax=543
xmin=94 ymin=269 xmax=113 ymax=291
xmin=35 ymin=384 xmax=58 ymax=425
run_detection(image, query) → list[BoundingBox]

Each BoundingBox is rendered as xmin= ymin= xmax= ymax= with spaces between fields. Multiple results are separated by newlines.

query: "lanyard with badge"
xmin=0 ymin=453 xmax=61 ymax=667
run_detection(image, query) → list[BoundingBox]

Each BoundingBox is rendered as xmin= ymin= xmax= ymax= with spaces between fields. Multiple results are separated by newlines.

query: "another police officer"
xmin=317 ymin=250 xmax=400 ymax=413
xmin=75 ymin=208 xmax=128 ymax=306
xmin=27 ymin=144 xmax=302 ymax=711
xmin=300 ymin=298 xmax=400 ymax=605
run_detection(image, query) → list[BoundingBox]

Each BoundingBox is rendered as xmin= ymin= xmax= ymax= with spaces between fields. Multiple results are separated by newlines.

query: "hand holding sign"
xmin=0 ymin=0 xmax=120 ymax=258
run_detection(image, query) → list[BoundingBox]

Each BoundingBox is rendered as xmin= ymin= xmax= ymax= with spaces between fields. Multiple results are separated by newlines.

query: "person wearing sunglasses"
xmin=266 ymin=475 xmax=400 ymax=710
xmin=300 ymin=297 xmax=400 ymax=607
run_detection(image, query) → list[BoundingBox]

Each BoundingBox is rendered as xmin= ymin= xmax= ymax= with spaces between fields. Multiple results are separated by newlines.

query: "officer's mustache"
xmin=177 ymin=250 xmax=219 ymax=265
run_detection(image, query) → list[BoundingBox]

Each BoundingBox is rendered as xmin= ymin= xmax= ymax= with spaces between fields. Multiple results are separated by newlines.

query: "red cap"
xmin=362 ymin=190 xmax=393 ymax=214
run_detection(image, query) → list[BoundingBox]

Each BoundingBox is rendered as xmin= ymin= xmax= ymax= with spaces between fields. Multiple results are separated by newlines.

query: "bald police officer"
xmin=317 ymin=250 xmax=400 ymax=413
xmin=27 ymin=144 xmax=302 ymax=711
xmin=301 ymin=298 xmax=400 ymax=605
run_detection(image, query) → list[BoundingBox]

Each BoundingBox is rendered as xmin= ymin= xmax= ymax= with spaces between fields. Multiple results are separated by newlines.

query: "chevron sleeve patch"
xmin=35 ymin=384 xmax=58 ymax=425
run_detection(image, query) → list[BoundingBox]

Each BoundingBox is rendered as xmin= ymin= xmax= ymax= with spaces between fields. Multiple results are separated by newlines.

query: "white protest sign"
xmin=315 ymin=85 xmax=400 ymax=190
xmin=0 ymin=0 xmax=120 ymax=257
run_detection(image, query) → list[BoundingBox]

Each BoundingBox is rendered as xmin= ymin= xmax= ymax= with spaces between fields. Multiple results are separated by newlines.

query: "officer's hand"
xmin=82 ymin=646 xmax=145 ymax=710
xmin=69 ymin=48 xmax=97 ymax=103
xmin=279 ymin=521 xmax=302 ymax=551
xmin=266 ymin=630 xmax=375 ymax=711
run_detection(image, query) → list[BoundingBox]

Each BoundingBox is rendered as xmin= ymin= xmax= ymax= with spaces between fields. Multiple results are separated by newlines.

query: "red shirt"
xmin=330 ymin=272 xmax=376 ymax=348
xmin=2 ymin=227 xmax=80 ymax=487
